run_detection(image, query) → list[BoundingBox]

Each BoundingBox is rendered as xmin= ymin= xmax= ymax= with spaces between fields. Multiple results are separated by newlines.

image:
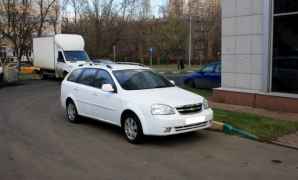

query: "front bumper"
xmin=144 ymin=108 xmax=213 ymax=136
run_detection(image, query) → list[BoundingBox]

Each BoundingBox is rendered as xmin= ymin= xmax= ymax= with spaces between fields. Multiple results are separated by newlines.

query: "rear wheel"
xmin=186 ymin=79 xmax=196 ymax=88
xmin=123 ymin=114 xmax=144 ymax=144
xmin=66 ymin=100 xmax=80 ymax=123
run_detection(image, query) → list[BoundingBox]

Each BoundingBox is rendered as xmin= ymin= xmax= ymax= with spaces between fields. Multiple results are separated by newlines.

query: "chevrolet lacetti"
xmin=61 ymin=63 xmax=213 ymax=144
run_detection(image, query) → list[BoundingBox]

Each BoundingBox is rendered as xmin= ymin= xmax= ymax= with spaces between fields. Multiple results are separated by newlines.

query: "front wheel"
xmin=123 ymin=115 xmax=144 ymax=144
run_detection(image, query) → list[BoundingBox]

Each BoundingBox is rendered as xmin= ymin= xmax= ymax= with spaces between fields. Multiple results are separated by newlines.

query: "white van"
xmin=33 ymin=34 xmax=91 ymax=78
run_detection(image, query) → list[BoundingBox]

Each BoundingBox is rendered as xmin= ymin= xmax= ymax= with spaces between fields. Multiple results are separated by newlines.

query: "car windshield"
xmin=64 ymin=51 xmax=90 ymax=62
xmin=113 ymin=70 xmax=175 ymax=90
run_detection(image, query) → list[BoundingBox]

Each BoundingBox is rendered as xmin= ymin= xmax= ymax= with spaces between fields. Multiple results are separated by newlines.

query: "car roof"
xmin=76 ymin=63 xmax=150 ymax=71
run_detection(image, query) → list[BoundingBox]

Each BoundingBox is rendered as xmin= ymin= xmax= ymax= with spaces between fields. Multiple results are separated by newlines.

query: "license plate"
xmin=185 ymin=116 xmax=206 ymax=125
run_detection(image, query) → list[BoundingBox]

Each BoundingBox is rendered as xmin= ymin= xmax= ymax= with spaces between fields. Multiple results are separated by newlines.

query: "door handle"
xmin=73 ymin=88 xmax=79 ymax=91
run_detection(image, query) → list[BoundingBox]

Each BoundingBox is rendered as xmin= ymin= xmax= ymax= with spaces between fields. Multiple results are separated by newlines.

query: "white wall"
xmin=221 ymin=0 xmax=267 ymax=91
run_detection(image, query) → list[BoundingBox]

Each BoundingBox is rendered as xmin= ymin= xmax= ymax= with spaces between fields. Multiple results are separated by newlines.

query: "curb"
xmin=268 ymin=141 xmax=298 ymax=151
xmin=209 ymin=121 xmax=258 ymax=140
xmin=209 ymin=121 xmax=298 ymax=150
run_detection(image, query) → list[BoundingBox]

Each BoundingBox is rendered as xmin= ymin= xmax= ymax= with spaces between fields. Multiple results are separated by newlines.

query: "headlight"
xmin=203 ymin=99 xmax=209 ymax=109
xmin=151 ymin=104 xmax=175 ymax=115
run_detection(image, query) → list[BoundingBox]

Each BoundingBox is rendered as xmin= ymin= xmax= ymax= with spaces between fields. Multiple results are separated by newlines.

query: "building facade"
xmin=214 ymin=0 xmax=298 ymax=113
xmin=0 ymin=0 xmax=61 ymax=59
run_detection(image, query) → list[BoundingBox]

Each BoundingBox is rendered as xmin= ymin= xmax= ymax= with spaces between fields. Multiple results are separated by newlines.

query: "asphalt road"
xmin=0 ymin=80 xmax=297 ymax=180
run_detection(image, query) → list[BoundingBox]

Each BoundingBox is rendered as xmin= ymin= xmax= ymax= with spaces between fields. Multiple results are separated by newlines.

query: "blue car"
xmin=184 ymin=61 xmax=221 ymax=89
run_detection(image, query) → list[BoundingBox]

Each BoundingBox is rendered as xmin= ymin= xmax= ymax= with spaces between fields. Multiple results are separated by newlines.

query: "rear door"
xmin=75 ymin=68 xmax=98 ymax=117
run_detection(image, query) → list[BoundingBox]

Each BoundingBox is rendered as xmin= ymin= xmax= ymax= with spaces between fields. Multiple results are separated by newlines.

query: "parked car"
xmin=61 ymin=64 xmax=213 ymax=144
xmin=92 ymin=59 xmax=114 ymax=64
xmin=33 ymin=34 xmax=91 ymax=79
xmin=184 ymin=61 xmax=221 ymax=89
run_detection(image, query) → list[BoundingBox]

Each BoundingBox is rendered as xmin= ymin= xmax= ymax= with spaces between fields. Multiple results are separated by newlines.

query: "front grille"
xmin=175 ymin=122 xmax=208 ymax=132
xmin=176 ymin=103 xmax=202 ymax=115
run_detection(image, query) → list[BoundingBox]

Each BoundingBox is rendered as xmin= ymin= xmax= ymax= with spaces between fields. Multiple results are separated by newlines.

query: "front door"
xmin=90 ymin=69 xmax=123 ymax=125
xmin=56 ymin=51 xmax=67 ymax=78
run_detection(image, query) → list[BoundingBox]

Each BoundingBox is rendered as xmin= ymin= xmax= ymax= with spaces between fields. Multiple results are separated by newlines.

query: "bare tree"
xmin=37 ymin=0 xmax=57 ymax=36
xmin=0 ymin=0 xmax=37 ymax=63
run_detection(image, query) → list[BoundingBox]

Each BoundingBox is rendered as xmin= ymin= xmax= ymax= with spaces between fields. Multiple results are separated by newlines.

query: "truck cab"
xmin=56 ymin=50 xmax=90 ymax=78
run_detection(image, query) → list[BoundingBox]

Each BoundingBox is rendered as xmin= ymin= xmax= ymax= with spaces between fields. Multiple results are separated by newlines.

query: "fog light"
xmin=164 ymin=127 xmax=172 ymax=133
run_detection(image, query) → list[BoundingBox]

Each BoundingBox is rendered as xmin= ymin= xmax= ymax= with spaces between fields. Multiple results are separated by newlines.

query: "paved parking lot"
xmin=0 ymin=80 xmax=297 ymax=180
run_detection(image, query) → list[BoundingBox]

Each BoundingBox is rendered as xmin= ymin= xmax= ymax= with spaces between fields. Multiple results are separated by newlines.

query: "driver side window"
xmin=93 ymin=70 xmax=115 ymax=89
xmin=57 ymin=51 xmax=65 ymax=62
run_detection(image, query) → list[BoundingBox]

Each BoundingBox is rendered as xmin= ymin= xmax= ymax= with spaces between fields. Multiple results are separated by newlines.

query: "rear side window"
xmin=77 ymin=68 xmax=97 ymax=86
xmin=201 ymin=64 xmax=215 ymax=73
xmin=93 ymin=70 xmax=114 ymax=89
xmin=68 ymin=69 xmax=83 ymax=82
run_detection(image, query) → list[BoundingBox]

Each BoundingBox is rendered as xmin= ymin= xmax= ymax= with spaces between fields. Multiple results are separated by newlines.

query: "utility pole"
xmin=149 ymin=48 xmax=153 ymax=67
xmin=188 ymin=15 xmax=192 ymax=68
xmin=113 ymin=45 xmax=116 ymax=62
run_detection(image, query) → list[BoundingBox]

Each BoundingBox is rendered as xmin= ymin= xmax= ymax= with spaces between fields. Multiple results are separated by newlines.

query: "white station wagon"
xmin=61 ymin=63 xmax=213 ymax=143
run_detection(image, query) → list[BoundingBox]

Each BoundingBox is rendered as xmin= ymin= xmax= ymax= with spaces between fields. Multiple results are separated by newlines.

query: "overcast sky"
xmin=151 ymin=0 xmax=167 ymax=16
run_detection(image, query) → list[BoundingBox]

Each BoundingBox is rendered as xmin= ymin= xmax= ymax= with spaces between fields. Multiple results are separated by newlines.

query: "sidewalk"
xmin=210 ymin=101 xmax=298 ymax=149
xmin=273 ymin=132 xmax=298 ymax=149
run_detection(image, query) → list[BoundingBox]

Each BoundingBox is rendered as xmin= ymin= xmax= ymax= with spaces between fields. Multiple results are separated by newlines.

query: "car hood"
xmin=122 ymin=87 xmax=204 ymax=108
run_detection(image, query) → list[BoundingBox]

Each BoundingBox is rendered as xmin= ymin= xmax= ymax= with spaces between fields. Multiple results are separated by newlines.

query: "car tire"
xmin=186 ymin=79 xmax=196 ymax=88
xmin=66 ymin=100 xmax=80 ymax=123
xmin=122 ymin=114 xmax=144 ymax=144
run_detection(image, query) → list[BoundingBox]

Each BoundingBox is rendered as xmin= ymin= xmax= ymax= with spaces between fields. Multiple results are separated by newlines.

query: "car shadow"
xmin=0 ymin=81 xmax=25 ymax=89
xmin=78 ymin=117 xmax=123 ymax=136
xmin=144 ymin=131 xmax=209 ymax=147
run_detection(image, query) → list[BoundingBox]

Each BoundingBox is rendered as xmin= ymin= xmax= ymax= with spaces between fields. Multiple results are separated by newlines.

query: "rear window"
xmin=76 ymin=68 xmax=97 ymax=86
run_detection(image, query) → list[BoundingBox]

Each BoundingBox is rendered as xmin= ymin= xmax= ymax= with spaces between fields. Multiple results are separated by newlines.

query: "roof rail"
xmin=106 ymin=64 xmax=113 ymax=69
xmin=116 ymin=62 xmax=146 ymax=67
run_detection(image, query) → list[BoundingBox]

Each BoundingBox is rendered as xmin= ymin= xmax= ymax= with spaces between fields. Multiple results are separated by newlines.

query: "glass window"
xmin=64 ymin=51 xmax=90 ymax=62
xmin=274 ymin=0 xmax=298 ymax=14
xmin=57 ymin=51 xmax=64 ymax=62
xmin=272 ymin=4 xmax=298 ymax=94
xmin=77 ymin=68 xmax=97 ymax=86
xmin=215 ymin=64 xmax=221 ymax=73
xmin=68 ymin=69 xmax=83 ymax=82
xmin=113 ymin=70 xmax=174 ymax=90
xmin=93 ymin=70 xmax=115 ymax=89
xmin=201 ymin=64 xmax=215 ymax=73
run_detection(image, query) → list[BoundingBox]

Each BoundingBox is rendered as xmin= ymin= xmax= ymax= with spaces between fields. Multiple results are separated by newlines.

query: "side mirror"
xmin=102 ymin=84 xmax=115 ymax=93
xmin=170 ymin=80 xmax=176 ymax=85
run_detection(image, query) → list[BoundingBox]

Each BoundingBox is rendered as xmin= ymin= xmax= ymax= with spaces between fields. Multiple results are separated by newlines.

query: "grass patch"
xmin=214 ymin=108 xmax=298 ymax=141
xmin=185 ymin=88 xmax=298 ymax=140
